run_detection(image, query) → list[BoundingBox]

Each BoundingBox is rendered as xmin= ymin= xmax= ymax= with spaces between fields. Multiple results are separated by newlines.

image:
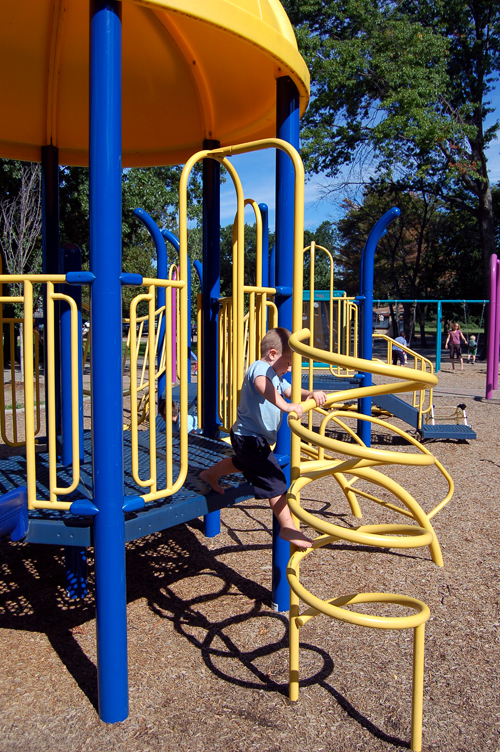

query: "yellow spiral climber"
xmin=286 ymin=329 xmax=453 ymax=752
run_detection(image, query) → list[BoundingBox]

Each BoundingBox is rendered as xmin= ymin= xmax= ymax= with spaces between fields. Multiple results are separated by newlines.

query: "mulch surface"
xmin=0 ymin=363 xmax=499 ymax=752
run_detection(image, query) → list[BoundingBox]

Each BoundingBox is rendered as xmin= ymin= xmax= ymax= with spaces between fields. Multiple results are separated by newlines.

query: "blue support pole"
xmin=59 ymin=243 xmax=88 ymax=601
xmin=272 ymin=76 xmax=300 ymax=612
xmin=65 ymin=547 xmax=88 ymax=599
xmin=41 ymin=145 xmax=62 ymax=438
xmin=0 ymin=487 xmax=28 ymax=541
xmin=162 ymin=229 xmax=193 ymax=385
xmin=201 ymin=139 xmax=221 ymax=538
xmin=201 ymin=139 xmax=221 ymax=439
xmin=358 ymin=208 xmax=401 ymax=447
xmin=89 ymin=0 xmax=128 ymax=723
xmin=134 ymin=208 xmax=169 ymax=402
xmin=269 ymin=243 xmax=276 ymax=289
xmin=59 ymin=243 xmax=84 ymax=466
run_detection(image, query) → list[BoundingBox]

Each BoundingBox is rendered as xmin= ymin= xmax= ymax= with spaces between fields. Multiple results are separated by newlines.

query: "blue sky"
xmin=219 ymin=86 xmax=500 ymax=231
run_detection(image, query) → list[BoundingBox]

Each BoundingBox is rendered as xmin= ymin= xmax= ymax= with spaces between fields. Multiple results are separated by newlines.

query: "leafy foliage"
xmin=337 ymin=186 xmax=482 ymax=297
xmin=284 ymin=0 xmax=500 ymax=291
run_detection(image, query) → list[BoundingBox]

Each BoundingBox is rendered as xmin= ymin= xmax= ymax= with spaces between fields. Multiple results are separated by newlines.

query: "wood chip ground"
xmin=0 ymin=363 xmax=499 ymax=751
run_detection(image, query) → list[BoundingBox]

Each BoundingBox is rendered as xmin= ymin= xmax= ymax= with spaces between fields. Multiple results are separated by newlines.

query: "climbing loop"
xmin=286 ymin=329 xmax=453 ymax=752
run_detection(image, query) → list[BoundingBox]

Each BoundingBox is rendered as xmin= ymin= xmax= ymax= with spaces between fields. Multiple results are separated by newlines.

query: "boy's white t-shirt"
xmin=172 ymin=413 xmax=198 ymax=434
xmin=232 ymin=359 xmax=288 ymax=444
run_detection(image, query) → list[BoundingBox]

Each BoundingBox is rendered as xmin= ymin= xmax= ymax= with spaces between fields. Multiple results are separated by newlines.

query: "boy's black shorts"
xmin=230 ymin=429 xmax=287 ymax=500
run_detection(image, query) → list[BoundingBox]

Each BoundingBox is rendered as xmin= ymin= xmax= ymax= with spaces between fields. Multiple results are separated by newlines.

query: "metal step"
xmin=419 ymin=423 xmax=477 ymax=440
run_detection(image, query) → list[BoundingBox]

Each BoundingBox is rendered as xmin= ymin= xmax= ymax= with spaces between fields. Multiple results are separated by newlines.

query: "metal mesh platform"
xmin=420 ymin=423 xmax=477 ymax=440
xmin=301 ymin=374 xmax=362 ymax=391
xmin=0 ymin=423 xmax=255 ymax=546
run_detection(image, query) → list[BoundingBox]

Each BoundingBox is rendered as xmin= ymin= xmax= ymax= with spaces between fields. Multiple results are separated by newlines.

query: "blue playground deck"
xmin=0 ymin=426 xmax=255 ymax=547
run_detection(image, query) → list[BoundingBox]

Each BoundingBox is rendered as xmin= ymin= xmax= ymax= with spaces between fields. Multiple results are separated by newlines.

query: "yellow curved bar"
xmin=316 ymin=410 xmax=454 ymax=521
xmin=288 ymin=553 xmax=430 ymax=630
xmin=286 ymin=318 xmax=450 ymax=752
xmin=288 ymin=476 xmax=433 ymax=549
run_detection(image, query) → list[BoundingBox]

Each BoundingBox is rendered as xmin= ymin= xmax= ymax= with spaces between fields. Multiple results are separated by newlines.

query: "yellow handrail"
xmin=127 ymin=277 xmax=188 ymax=503
xmin=373 ymin=332 xmax=434 ymax=428
xmin=0 ymin=274 xmax=82 ymax=510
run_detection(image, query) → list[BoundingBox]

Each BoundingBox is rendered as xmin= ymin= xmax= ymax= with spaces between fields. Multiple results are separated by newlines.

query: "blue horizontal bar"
xmin=70 ymin=500 xmax=99 ymax=517
xmin=66 ymin=271 xmax=96 ymax=285
xmin=303 ymin=290 xmax=346 ymax=301
xmin=119 ymin=273 xmax=143 ymax=286
xmin=274 ymin=286 xmax=293 ymax=297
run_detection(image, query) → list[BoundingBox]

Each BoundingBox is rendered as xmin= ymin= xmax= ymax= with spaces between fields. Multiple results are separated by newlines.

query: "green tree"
xmin=336 ymin=185 xmax=482 ymax=340
xmin=58 ymin=164 xmax=204 ymax=315
xmin=219 ymin=222 xmax=276 ymax=301
xmin=303 ymin=220 xmax=339 ymax=291
xmin=284 ymin=0 xmax=499 ymax=292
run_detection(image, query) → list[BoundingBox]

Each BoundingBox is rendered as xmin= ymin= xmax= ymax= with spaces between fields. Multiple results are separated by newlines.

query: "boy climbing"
xmin=200 ymin=327 xmax=327 ymax=549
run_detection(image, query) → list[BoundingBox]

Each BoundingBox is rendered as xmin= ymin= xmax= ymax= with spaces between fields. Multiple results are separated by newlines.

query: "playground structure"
xmin=0 ymin=2 xmax=461 ymax=748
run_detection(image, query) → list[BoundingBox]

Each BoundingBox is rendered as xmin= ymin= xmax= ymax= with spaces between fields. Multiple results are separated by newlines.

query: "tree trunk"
xmin=389 ymin=303 xmax=398 ymax=338
xmin=419 ymin=303 xmax=428 ymax=348
xmin=478 ymin=169 xmax=495 ymax=298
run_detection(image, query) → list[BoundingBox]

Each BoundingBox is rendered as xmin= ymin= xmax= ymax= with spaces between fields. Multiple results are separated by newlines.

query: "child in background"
xmin=445 ymin=322 xmax=467 ymax=371
xmin=392 ymin=332 xmax=407 ymax=366
xmin=200 ymin=327 xmax=327 ymax=549
xmin=467 ymin=335 xmax=478 ymax=364
xmin=159 ymin=396 xmax=201 ymax=434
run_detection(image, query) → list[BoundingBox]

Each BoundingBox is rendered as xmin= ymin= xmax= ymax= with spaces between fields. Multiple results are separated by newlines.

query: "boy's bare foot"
xmin=280 ymin=526 xmax=313 ymax=549
xmin=199 ymin=469 xmax=225 ymax=495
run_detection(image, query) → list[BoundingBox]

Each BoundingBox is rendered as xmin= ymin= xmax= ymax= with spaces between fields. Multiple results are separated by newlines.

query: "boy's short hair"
xmin=260 ymin=327 xmax=292 ymax=357
xmin=158 ymin=396 xmax=179 ymax=422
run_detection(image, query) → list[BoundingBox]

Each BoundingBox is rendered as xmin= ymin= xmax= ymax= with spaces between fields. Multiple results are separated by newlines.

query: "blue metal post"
xmin=162 ymin=229 xmax=193 ymax=385
xmin=259 ymin=204 xmax=270 ymax=328
xmin=358 ymin=208 xmax=401 ymax=447
xmin=59 ymin=243 xmax=84 ymax=465
xmin=272 ymin=77 xmax=299 ymax=612
xmin=134 ymin=209 xmax=168 ymax=402
xmin=59 ymin=243 xmax=88 ymax=600
xmin=269 ymin=244 xmax=276 ymax=289
xmin=202 ymin=139 xmax=221 ymax=536
xmin=89 ymin=0 xmax=128 ymax=722
xmin=41 ymin=145 xmax=62 ymax=438
xmin=65 ymin=547 xmax=88 ymax=599
xmin=201 ymin=139 xmax=221 ymax=439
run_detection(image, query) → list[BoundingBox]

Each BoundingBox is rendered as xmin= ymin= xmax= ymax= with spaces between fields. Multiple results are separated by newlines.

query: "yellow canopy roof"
xmin=0 ymin=0 xmax=309 ymax=167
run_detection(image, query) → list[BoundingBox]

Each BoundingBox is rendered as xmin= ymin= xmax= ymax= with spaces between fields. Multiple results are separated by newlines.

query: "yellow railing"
xmin=180 ymin=139 xmax=303 ymax=434
xmin=84 ymin=298 xmax=171 ymax=430
xmin=373 ymin=333 xmax=434 ymax=428
xmin=218 ymin=292 xmax=278 ymax=434
xmin=0 ymin=274 xmax=81 ymax=511
xmin=286 ymin=329 xmax=453 ymax=752
xmin=0 ymin=315 xmax=42 ymax=446
xmin=121 ymin=304 xmax=168 ymax=430
xmin=126 ymin=276 xmax=188 ymax=502
xmin=303 ymin=240 xmax=358 ymax=380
